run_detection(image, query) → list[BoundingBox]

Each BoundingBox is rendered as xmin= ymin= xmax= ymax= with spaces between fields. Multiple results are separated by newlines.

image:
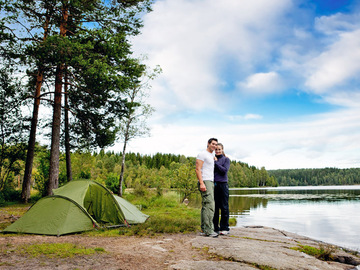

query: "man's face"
xmin=208 ymin=140 xmax=217 ymax=152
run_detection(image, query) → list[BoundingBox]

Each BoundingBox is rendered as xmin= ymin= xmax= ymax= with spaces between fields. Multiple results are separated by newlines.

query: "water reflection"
xmin=230 ymin=186 xmax=360 ymax=209
xmin=229 ymin=195 xmax=268 ymax=215
xmin=229 ymin=186 xmax=360 ymax=251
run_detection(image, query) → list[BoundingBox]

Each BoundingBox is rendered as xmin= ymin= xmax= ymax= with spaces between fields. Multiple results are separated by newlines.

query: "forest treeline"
xmin=0 ymin=145 xmax=278 ymax=204
xmin=268 ymin=167 xmax=360 ymax=186
xmin=3 ymin=144 xmax=360 ymax=205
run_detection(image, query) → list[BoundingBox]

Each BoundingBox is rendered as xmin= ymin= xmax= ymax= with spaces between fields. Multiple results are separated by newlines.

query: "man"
xmin=195 ymin=138 xmax=218 ymax=237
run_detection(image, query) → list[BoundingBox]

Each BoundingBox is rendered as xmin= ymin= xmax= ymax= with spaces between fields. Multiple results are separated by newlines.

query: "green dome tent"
xmin=3 ymin=180 xmax=149 ymax=236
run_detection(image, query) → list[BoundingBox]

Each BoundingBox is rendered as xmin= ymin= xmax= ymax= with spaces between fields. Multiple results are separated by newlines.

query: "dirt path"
xmin=0 ymin=233 xmax=209 ymax=270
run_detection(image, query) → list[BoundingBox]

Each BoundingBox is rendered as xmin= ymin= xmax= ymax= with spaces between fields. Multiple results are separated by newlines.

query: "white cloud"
xmin=124 ymin=0 xmax=360 ymax=169
xmin=305 ymin=29 xmax=360 ymax=93
xmin=315 ymin=13 xmax=360 ymax=35
xmin=237 ymin=72 xmax=284 ymax=95
xmin=227 ymin=114 xmax=263 ymax=121
xmin=323 ymin=91 xmax=360 ymax=107
xmin=132 ymin=0 xmax=293 ymax=113
xmin=112 ymin=107 xmax=360 ymax=169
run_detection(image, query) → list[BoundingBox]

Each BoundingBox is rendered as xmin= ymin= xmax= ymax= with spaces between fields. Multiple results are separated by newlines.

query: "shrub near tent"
xmin=3 ymin=180 xmax=149 ymax=236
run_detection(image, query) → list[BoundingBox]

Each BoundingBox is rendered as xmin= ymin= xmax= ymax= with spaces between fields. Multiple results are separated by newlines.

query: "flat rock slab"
xmin=171 ymin=260 xmax=257 ymax=270
xmin=172 ymin=226 xmax=360 ymax=270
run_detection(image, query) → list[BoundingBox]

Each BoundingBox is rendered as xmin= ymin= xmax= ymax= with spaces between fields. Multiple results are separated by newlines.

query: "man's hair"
xmin=208 ymin=138 xmax=218 ymax=144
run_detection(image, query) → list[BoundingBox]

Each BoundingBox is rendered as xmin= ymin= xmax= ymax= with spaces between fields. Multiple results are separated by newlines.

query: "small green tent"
xmin=3 ymin=180 xmax=148 ymax=235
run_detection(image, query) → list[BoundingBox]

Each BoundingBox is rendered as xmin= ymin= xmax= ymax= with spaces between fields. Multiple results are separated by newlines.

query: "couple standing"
xmin=195 ymin=138 xmax=231 ymax=237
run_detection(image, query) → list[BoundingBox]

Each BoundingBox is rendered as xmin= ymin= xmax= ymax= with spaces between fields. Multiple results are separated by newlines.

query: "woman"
xmin=213 ymin=143 xmax=231 ymax=235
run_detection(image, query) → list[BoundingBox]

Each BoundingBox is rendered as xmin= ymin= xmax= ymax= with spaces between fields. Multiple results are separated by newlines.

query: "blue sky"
xmin=114 ymin=0 xmax=360 ymax=169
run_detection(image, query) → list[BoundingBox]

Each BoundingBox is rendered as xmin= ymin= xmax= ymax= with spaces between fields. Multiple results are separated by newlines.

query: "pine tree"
xmin=1 ymin=0 xmax=153 ymax=197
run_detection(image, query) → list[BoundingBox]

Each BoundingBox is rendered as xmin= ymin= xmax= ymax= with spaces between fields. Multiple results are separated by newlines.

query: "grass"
xmin=251 ymin=263 xmax=278 ymax=270
xmin=87 ymin=191 xmax=201 ymax=236
xmin=291 ymin=244 xmax=336 ymax=261
xmin=229 ymin=217 xmax=237 ymax=226
xmin=16 ymin=243 xmax=105 ymax=258
xmin=0 ymin=204 xmax=31 ymax=230
xmin=1 ymin=190 xmax=235 ymax=237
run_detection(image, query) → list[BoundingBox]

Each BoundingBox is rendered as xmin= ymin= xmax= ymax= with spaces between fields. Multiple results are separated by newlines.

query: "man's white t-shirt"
xmin=196 ymin=150 xmax=215 ymax=181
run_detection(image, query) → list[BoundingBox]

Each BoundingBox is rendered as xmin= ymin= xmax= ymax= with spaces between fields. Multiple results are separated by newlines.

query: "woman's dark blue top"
xmin=214 ymin=154 xmax=230 ymax=183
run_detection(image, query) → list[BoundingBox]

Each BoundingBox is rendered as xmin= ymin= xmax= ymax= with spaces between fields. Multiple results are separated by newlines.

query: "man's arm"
xmin=195 ymin=159 xmax=206 ymax=191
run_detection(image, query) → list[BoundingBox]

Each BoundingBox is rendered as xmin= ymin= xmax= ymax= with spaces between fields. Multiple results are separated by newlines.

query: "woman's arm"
xmin=215 ymin=157 xmax=230 ymax=175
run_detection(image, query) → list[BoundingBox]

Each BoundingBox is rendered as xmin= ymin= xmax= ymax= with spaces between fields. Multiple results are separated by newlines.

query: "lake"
xmin=229 ymin=185 xmax=360 ymax=251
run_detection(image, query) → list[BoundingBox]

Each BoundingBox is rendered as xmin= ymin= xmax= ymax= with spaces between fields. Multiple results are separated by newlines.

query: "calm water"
xmin=230 ymin=185 xmax=360 ymax=251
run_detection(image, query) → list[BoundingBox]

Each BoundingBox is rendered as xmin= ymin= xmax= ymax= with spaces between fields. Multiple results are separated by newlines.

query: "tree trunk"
xmin=21 ymin=6 xmax=53 ymax=202
xmin=119 ymin=141 xmax=127 ymax=197
xmin=64 ymin=68 xmax=72 ymax=181
xmin=47 ymin=64 xmax=63 ymax=194
xmin=21 ymin=70 xmax=43 ymax=202
xmin=118 ymin=111 xmax=132 ymax=197
xmin=47 ymin=4 xmax=68 ymax=195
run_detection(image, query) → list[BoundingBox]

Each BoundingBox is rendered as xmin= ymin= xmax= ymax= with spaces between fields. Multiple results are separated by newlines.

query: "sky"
xmin=112 ymin=0 xmax=360 ymax=170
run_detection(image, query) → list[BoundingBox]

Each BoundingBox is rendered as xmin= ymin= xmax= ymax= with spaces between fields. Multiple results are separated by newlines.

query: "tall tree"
xmin=117 ymin=63 xmax=160 ymax=196
xmin=1 ymin=0 xmax=58 ymax=201
xmin=46 ymin=0 xmax=153 ymax=194
xmin=47 ymin=1 xmax=69 ymax=194
xmin=2 ymin=0 xmax=153 ymax=196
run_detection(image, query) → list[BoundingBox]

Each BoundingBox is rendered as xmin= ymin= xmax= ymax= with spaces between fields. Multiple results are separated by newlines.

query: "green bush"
xmin=79 ymin=170 xmax=91 ymax=179
xmin=0 ymin=186 xmax=21 ymax=204
xmin=34 ymin=175 xmax=47 ymax=197
xmin=105 ymin=173 xmax=119 ymax=194
xmin=0 ymin=192 xmax=5 ymax=206
xmin=132 ymin=179 xmax=149 ymax=197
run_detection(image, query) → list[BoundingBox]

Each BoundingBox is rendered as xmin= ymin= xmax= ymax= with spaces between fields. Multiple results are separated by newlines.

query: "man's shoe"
xmin=220 ymin=231 xmax=230 ymax=235
xmin=207 ymin=232 xmax=219 ymax=238
xmin=199 ymin=232 xmax=206 ymax=236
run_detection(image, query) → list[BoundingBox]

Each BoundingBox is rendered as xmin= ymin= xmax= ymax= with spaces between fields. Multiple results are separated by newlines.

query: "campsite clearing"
xmin=1 ymin=232 xmax=207 ymax=269
xmin=1 ymin=227 xmax=360 ymax=269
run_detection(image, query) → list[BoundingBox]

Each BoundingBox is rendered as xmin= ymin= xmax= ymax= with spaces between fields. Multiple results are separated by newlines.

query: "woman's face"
xmin=215 ymin=146 xmax=223 ymax=155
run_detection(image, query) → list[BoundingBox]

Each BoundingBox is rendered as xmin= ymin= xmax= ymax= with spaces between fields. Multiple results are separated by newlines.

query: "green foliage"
xmin=0 ymin=193 xmax=4 ymax=206
xmin=77 ymin=191 xmax=200 ymax=237
xmin=1 ymin=0 xmax=156 ymax=199
xmin=228 ymin=161 xmax=278 ymax=187
xmin=229 ymin=217 xmax=237 ymax=227
xmin=291 ymin=244 xmax=336 ymax=261
xmin=0 ymin=66 xmax=27 ymax=194
xmin=0 ymin=204 xmax=30 ymax=230
xmin=71 ymin=151 xmax=96 ymax=181
xmin=17 ymin=243 xmax=105 ymax=258
xmin=105 ymin=172 xmax=121 ymax=194
xmin=251 ymin=264 xmax=277 ymax=270
xmin=33 ymin=150 xmax=51 ymax=197
xmin=79 ymin=170 xmax=91 ymax=179
xmin=125 ymin=209 xmax=199 ymax=235
xmin=269 ymin=168 xmax=360 ymax=186
xmin=96 ymin=191 xmax=200 ymax=236
xmin=132 ymin=178 xmax=150 ymax=197
xmin=171 ymin=161 xmax=198 ymax=202
xmin=0 ymin=187 xmax=21 ymax=205
xmin=6 ymin=142 xmax=360 ymax=203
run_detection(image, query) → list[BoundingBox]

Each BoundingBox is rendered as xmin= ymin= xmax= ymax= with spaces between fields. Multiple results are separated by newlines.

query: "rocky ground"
xmin=1 ymin=226 xmax=360 ymax=270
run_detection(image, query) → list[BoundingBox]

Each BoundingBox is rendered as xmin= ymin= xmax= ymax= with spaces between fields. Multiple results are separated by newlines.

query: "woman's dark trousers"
xmin=213 ymin=182 xmax=229 ymax=232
